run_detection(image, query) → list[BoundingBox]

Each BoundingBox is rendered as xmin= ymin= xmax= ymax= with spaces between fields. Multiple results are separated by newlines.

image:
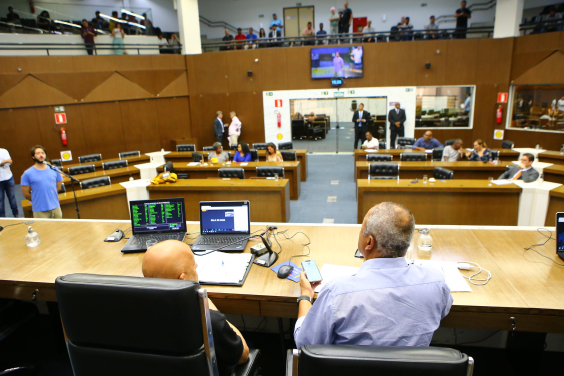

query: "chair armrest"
xmin=0 ymin=365 xmax=35 ymax=375
xmin=286 ymin=349 xmax=299 ymax=376
xmin=233 ymin=348 xmax=261 ymax=376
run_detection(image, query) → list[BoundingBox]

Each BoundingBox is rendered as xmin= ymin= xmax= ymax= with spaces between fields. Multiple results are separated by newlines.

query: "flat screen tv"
xmin=310 ymin=46 xmax=363 ymax=79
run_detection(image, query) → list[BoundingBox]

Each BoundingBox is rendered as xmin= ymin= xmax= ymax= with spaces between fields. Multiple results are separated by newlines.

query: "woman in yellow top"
xmin=265 ymin=142 xmax=283 ymax=162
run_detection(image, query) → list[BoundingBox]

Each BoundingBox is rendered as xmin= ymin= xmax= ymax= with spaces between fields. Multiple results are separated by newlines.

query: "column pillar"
xmin=177 ymin=0 xmax=202 ymax=54
xmin=493 ymin=0 xmax=524 ymax=39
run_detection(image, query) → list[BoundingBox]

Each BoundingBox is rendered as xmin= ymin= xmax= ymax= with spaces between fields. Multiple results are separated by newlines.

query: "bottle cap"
xmin=28 ymin=226 xmax=33 ymax=233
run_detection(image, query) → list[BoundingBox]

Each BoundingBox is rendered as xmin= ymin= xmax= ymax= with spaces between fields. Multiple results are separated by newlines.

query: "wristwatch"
xmin=297 ymin=295 xmax=313 ymax=305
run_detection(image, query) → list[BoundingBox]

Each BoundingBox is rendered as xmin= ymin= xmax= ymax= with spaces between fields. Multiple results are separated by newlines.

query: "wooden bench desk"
xmin=546 ymin=185 xmax=564 ymax=226
xmin=62 ymin=155 xmax=150 ymax=172
xmin=62 ymin=166 xmax=140 ymax=185
xmin=544 ymin=164 xmax=564 ymax=184
xmin=354 ymin=148 xmax=519 ymax=163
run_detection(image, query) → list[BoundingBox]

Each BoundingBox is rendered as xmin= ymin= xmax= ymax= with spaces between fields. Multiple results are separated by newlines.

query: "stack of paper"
xmin=195 ymin=252 xmax=252 ymax=285
xmin=187 ymin=162 xmax=200 ymax=166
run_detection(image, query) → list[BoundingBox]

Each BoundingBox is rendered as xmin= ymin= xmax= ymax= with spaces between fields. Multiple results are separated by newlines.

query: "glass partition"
xmin=508 ymin=85 xmax=564 ymax=132
xmin=415 ymin=86 xmax=474 ymax=129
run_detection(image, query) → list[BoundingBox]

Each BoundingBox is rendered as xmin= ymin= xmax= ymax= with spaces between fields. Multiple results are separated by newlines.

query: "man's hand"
xmin=518 ymin=162 xmax=526 ymax=169
xmin=300 ymin=270 xmax=321 ymax=298
xmin=413 ymin=147 xmax=425 ymax=152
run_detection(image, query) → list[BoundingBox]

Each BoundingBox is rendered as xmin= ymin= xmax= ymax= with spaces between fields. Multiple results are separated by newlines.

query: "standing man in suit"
xmin=214 ymin=111 xmax=227 ymax=145
xmin=388 ymin=102 xmax=406 ymax=149
xmin=498 ymin=153 xmax=539 ymax=183
xmin=352 ymin=103 xmax=370 ymax=149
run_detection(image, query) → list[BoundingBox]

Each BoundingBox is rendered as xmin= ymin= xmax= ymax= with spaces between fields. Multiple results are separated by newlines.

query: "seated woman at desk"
xmin=265 ymin=142 xmax=283 ymax=162
xmin=233 ymin=142 xmax=251 ymax=162
xmin=208 ymin=142 xmax=230 ymax=163
xmin=465 ymin=139 xmax=492 ymax=162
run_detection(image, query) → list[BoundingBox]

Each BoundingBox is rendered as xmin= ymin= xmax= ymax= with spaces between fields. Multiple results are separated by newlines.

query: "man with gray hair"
xmin=442 ymin=139 xmax=464 ymax=161
xmin=228 ymin=111 xmax=242 ymax=148
xmin=294 ymin=202 xmax=452 ymax=349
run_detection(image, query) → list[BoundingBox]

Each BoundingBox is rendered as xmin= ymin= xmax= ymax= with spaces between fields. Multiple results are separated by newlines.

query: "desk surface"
xmin=63 ymin=155 xmax=149 ymax=171
xmin=354 ymin=149 xmax=520 ymax=157
xmin=169 ymin=161 xmax=299 ymax=170
xmin=356 ymin=160 xmax=511 ymax=171
xmin=545 ymin=164 xmax=564 ymax=174
xmin=0 ymin=219 xmax=562 ymax=332
xmin=357 ymin=179 xmax=521 ymax=192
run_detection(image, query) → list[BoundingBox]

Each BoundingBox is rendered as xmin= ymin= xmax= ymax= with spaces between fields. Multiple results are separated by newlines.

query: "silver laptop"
xmin=192 ymin=201 xmax=251 ymax=252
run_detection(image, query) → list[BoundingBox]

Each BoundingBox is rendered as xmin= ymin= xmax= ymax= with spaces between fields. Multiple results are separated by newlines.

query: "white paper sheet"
xmin=491 ymin=180 xmax=515 ymax=186
xmin=410 ymin=260 xmax=472 ymax=292
xmin=195 ymin=252 xmax=252 ymax=284
xmin=240 ymin=162 xmax=249 ymax=166
xmin=187 ymin=162 xmax=200 ymax=166
xmin=365 ymin=149 xmax=378 ymax=153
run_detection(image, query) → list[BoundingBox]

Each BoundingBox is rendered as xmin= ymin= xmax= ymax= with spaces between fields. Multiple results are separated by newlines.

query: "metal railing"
xmin=0 ymin=20 xmax=44 ymax=34
xmin=0 ymin=42 xmax=181 ymax=56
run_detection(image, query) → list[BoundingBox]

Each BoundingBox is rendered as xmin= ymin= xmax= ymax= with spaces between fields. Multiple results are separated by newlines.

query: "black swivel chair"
xmin=490 ymin=150 xmax=500 ymax=160
xmin=256 ymin=166 xmax=285 ymax=179
xmin=176 ymin=144 xmax=196 ymax=152
xmin=378 ymin=141 xmax=387 ymax=150
xmin=433 ymin=167 xmax=454 ymax=179
xmin=119 ymin=151 xmax=141 ymax=159
xmin=396 ymin=137 xmax=416 ymax=149
xmin=501 ymin=140 xmax=514 ymax=149
xmin=280 ymin=151 xmax=297 ymax=161
xmin=368 ymin=163 xmax=399 ymax=180
xmin=69 ymin=165 xmax=96 ymax=175
xmin=192 ymin=152 xmax=204 ymax=162
xmin=400 ymin=153 xmax=427 ymax=161
xmin=367 ymin=154 xmax=392 ymax=162
xmin=102 ymin=160 xmax=128 ymax=170
xmin=78 ymin=154 xmax=102 ymax=163
xmin=287 ymin=344 xmax=473 ymax=376
xmin=80 ymin=176 xmax=111 ymax=190
xmin=219 ymin=168 xmax=245 ymax=179
xmin=445 ymin=139 xmax=456 ymax=146
xmin=202 ymin=146 xmax=214 ymax=152
xmin=58 ymin=183 xmax=66 ymax=193
xmin=252 ymin=143 xmax=268 ymax=150
xmin=278 ymin=142 xmax=293 ymax=150
xmin=51 ymin=159 xmax=63 ymax=167
xmin=432 ymin=148 xmax=444 ymax=161
xmin=55 ymin=274 xmax=261 ymax=376
xmin=249 ymin=149 xmax=259 ymax=162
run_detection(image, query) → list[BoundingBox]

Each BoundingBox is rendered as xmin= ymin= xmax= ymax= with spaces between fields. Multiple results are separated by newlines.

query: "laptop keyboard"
xmin=132 ymin=234 xmax=183 ymax=246
xmin=197 ymin=236 xmax=247 ymax=245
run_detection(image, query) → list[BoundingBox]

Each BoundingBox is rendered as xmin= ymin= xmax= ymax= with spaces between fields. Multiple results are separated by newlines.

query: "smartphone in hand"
xmin=302 ymin=260 xmax=323 ymax=284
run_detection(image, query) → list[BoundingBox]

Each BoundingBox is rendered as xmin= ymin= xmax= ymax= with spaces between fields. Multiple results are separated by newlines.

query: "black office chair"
xmin=490 ymin=150 xmax=500 ymax=160
xmin=59 ymin=183 xmax=66 ymax=193
xmin=252 ymin=143 xmax=268 ymax=150
xmin=68 ymin=164 xmax=96 ymax=175
xmin=400 ymin=152 xmax=427 ymax=162
xmin=230 ymin=143 xmax=238 ymax=150
xmin=378 ymin=141 xmax=387 ymax=150
xmin=0 ymin=299 xmax=38 ymax=376
xmin=219 ymin=168 xmax=245 ymax=179
xmin=256 ymin=166 xmax=285 ymax=178
xmin=192 ymin=152 xmax=204 ymax=162
xmin=280 ymin=151 xmax=297 ymax=161
xmin=287 ymin=344 xmax=473 ymax=376
xmin=202 ymin=146 xmax=214 ymax=152
xmin=501 ymin=140 xmax=514 ymax=149
xmin=376 ymin=34 xmax=387 ymax=42
xmin=433 ymin=167 xmax=454 ymax=180
xmin=80 ymin=176 xmax=111 ymax=190
xmin=55 ymin=274 xmax=260 ymax=376
xmin=249 ymin=149 xmax=259 ymax=162
xmin=119 ymin=151 xmax=141 ymax=159
xmin=51 ymin=158 xmax=63 ymax=167
xmin=278 ymin=142 xmax=293 ymax=150
xmin=78 ymin=154 xmax=102 ymax=163
xmin=176 ymin=144 xmax=196 ymax=152
xmin=366 ymin=154 xmax=392 ymax=162
xmin=445 ymin=139 xmax=456 ymax=146
xmin=368 ymin=163 xmax=399 ymax=180
xmin=102 ymin=160 xmax=128 ymax=170
xmin=432 ymin=148 xmax=444 ymax=161
xmin=396 ymin=137 xmax=416 ymax=149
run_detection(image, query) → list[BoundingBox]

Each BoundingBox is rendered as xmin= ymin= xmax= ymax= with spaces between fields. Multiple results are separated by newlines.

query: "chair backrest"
xmin=202 ymin=146 xmax=214 ymax=152
xmin=278 ymin=142 xmax=293 ymax=150
xmin=68 ymin=164 xmax=96 ymax=175
xmin=297 ymin=345 xmax=471 ymax=376
xmin=367 ymin=154 xmax=392 ymax=162
xmin=102 ymin=160 xmax=128 ymax=170
xmin=369 ymin=163 xmax=399 ymax=180
xmin=400 ymin=152 xmax=427 ymax=162
xmin=118 ymin=151 xmax=140 ymax=159
xmin=432 ymin=148 xmax=444 ymax=161
xmin=501 ymin=140 xmax=514 ymax=149
xmin=433 ymin=167 xmax=454 ymax=180
xmin=396 ymin=137 xmax=416 ymax=149
xmin=249 ymin=149 xmax=259 ymax=162
xmin=55 ymin=274 xmax=215 ymax=376
xmin=218 ymin=168 xmax=245 ymax=179
xmin=280 ymin=150 xmax=297 ymax=161
xmin=78 ymin=154 xmax=102 ymax=163
xmin=256 ymin=166 xmax=284 ymax=178
xmin=80 ymin=176 xmax=111 ymax=190
xmin=176 ymin=144 xmax=196 ymax=152
xmin=490 ymin=150 xmax=500 ymax=160
xmin=445 ymin=139 xmax=456 ymax=146
xmin=58 ymin=183 xmax=66 ymax=194
xmin=192 ymin=152 xmax=204 ymax=162
xmin=51 ymin=159 xmax=63 ymax=167
xmin=378 ymin=141 xmax=387 ymax=150
xmin=252 ymin=143 xmax=268 ymax=150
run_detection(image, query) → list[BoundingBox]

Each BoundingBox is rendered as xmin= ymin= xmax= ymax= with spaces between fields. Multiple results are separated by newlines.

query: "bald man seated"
xmin=294 ymin=202 xmax=453 ymax=349
xmin=412 ymin=131 xmax=443 ymax=152
xmin=142 ymin=240 xmax=249 ymax=376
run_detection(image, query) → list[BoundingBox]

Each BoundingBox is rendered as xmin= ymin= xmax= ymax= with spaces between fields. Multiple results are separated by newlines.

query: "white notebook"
xmin=195 ymin=252 xmax=253 ymax=285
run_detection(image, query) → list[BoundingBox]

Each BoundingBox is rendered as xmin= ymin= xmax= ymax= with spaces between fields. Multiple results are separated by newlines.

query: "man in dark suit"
xmin=388 ymin=102 xmax=406 ymax=149
xmin=214 ymin=111 xmax=227 ymax=144
xmin=268 ymin=25 xmax=282 ymax=47
xmin=498 ymin=153 xmax=539 ymax=183
xmin=352 ymin=103 xmax=371 ymax=149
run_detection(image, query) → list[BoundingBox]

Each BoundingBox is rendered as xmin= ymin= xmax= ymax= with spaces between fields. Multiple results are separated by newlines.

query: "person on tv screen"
xmin=333 ymin=52 xmax=344 ymax=77
xmin=350 ymin=46 xmax=363 ymax=72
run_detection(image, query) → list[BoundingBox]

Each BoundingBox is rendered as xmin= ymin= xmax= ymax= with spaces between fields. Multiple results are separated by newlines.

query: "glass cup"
xmin=488 ymin=177 xmax=494 ymax=186
xmin=422 ymin=175 xmax=428 ymax=184
xmin=146 ymin=239 xmax=158 ymax=249
xmin=274 ymin=173 xmax=279 ymax=181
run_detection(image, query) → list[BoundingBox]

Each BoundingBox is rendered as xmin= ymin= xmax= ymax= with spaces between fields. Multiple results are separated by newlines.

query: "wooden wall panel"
xmin=414 ymin=40 xmax=448 ymax=86
xmin=361 ymin=43 xmax=390 ymax=87
xmin=82 ymin=73 xmax=153 ymax=102
xmin=156 ymin=97 xmax=193 ymax=151
xmin=158 ymin=72 xmax=190 ymax=97
xmin=79 ymin=102 xmax=126 ymax=159
xmin=0 ymin=76 xmax=75 ymax=108
xmin=113 ymin=55 xmax=154 ymax=71
xmin=119 ymin=100 xmax=162 ymax=152
xmin=0 ymin=74 xmax=26 ymax=96
xmin=476 ymin=38 xmax=513 ymax=85
xmin=259 ymin=48 xmax=289 ymax=91
xmin=513 ymin=32 xmax=561 ymax=54
xmin=513 ymin=52 xmax=564 ymax=84
xmin=188 ymin=93 xmax=230 ymax=147
xmin=504 ymin=129 xmax=564 ymax=151
xmin=119 ymin=70 xmax=186 ymax=95
xmin=32 ymin=72 xmax=114 ymax=101
xmin=152 ymin=55 xmax=186 ymax=70
xmin=71 ymin=56 xmax=118 ymax=72
xmin=35 ymin=105 xmax=88 ymax=160
xmin=226 ymin=50 xmax=263 ymax=93
xmin=445 ymin=39 xmax=479 ymax=85
xmin=186 ymin=53 xmax=228 ymax=95
xmin=228 ymin=92 xmax=265 ymax=144
xmin=510 ymin=51 xmax=555 ymax=81
xmin=0 ymin=56 xmax=74 ymax=75
xmin=378 ymin=42 xmax=417 ymax=87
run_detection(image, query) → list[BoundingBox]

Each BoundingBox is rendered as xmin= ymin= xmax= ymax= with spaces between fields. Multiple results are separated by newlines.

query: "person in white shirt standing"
xmin=362 ymin=131 xmax=379 ymax=150
xmin=558 ymin=95 xmax=564 ymax=113
xmin=0 ymin=148 xmax=19 ymax=217
xmin=228 ymin=111 xmax=242 ymax=149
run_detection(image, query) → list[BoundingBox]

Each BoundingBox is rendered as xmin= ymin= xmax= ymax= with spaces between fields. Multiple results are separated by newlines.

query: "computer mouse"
xmin=277 ymin=265 xmax=294 ymax=279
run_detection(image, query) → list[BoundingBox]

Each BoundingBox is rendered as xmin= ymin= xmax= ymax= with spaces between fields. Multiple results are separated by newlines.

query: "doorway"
xmin=283 ymin=6 xmax=315 ymax=37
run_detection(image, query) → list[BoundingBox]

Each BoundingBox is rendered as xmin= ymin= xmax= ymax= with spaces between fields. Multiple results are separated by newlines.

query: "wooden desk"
xmin=21 ymin=184 xmax=129 ymax=220
xmin=354 ymin=149 xmax=519 ymax=162
xmin=355 ymin=161 xmax=511 ymax=181
xmin=63 ymin=155 xmax=150 ymax=172
xmin=544 ymin=164 xmax=564 ymax=184
xmin=62 ymin=166 xmax=140 ymax=185
xmin=357 ymin=179 xmax=521 ymax=225
xmin=148 ymin=179 xmax=290 ymax=222
xmin=0 ymin=219 xmax=563 ymax=333
xmin=166 ymin=150 xmax=309 ymax=182
xmin=538 ymin=151 xmax=564 ymax=166
xmin=167 ymin=162 xmax=301 ymax=200
xmin=546 ymin=185 xmax=564 ymax=226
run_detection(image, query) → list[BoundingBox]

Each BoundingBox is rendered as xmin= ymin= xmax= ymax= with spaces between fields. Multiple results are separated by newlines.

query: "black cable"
xmin=0 ymin=221 xmax=34 ymax=232
xmin=523 ymin=228 xmax=564 ymax=266
xmin=275 ymin=230 xmax=312 ymax=266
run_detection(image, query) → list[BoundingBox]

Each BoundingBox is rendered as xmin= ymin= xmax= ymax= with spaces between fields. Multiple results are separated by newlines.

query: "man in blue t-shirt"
xmin=21 ymin=145 xmax=63 ymax=218
xmin=269 ymin=14 xmax=283 ymax=33
xmin=412 ymin=131 xmax=443 ymax=152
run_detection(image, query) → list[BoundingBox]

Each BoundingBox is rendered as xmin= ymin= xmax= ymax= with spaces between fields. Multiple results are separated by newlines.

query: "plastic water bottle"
xmin=537 ymin=173 xmax=544 ymax=186
xmin=25 ymin=226 xmax=41 ymax=247
xmin=535 ymin=144 xmax=540 ymax=149
xmin=560 ymin=146 xmax=564 ymax=155
xmin=417 ymin=228 xmax=433 ymax=259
